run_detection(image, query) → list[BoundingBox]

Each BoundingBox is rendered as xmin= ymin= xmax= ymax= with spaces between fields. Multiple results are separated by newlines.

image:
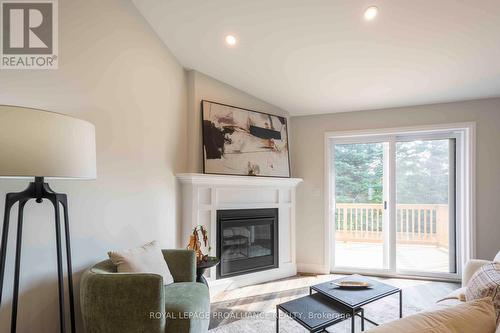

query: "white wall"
xmin=291 ymin=98 xmax=500 ymax=273
xmin=0 ymin=1 xmax=187 ymax=332
xmin=186 ymin=70 xmax=289 ymax=173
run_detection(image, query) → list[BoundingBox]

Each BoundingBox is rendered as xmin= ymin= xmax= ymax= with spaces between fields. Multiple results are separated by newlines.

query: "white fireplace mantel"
xmin=177 ymin=173 xmax=303 ymax=187
xmin=176 ymin=173 xmax=302 ymax=295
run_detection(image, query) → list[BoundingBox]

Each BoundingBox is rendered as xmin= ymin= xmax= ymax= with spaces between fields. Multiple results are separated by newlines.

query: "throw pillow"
xmin=366 ymin=297 xmax=497 ymax=333
xmin=465 ymin=262 xmax=500 ymax=324
xmin=108 ymin=240 xmax=174 ymax=285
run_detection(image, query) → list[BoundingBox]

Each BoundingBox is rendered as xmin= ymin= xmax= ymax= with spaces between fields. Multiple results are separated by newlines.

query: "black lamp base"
xmin=0 ymin=177 xmax=75 ymax=333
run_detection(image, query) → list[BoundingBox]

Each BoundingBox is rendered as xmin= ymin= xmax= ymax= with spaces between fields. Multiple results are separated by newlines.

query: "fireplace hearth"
xmin=217 ymin=208 xmax=279 ymax=278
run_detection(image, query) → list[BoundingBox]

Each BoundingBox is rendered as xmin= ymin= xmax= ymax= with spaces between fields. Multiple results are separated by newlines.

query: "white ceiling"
xmin=133 ymin=0 xmax=500 ymax=115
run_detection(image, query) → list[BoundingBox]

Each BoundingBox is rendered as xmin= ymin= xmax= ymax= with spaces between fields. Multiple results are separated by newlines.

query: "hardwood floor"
xmin=210 ymin=273 xmax=460 ymax=330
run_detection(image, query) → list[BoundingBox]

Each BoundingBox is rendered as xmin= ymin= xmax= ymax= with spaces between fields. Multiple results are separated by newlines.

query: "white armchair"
xmin=367 ymin=251 xmax=500 ymax=333
xmin=463 ymin=258 xmax=492 ymax=286
xmin=463 ymin=251 xmax=500 ymax=286
xmin=441 ymin=251 xmax=499 ymax=303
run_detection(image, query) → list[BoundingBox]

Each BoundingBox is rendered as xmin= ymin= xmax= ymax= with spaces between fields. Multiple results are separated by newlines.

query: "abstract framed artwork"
xmin=201 ymin=100 xmax=291 ymax=178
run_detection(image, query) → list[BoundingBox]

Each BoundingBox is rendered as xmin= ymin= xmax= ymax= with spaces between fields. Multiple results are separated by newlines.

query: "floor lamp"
xmin=0 ymin=106 xmax=96 ymax=333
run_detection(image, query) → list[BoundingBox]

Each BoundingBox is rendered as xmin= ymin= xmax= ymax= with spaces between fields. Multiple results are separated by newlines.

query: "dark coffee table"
xmin=277 ymin=275 xmax=402 ymax=332
xmin=310 ymin=275 xmax=402 ymax=331
xmin=276 ymin=293 xmax=363 ymax=332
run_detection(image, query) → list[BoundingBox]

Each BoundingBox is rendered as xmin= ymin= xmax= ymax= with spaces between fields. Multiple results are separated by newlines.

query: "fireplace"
xmin=217 ymin=208 xmax=279 ymax=278
xmin=178 ymin=173 xmax=301 ymax=288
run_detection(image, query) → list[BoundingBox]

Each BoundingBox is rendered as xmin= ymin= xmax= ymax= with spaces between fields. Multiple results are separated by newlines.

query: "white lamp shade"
xmin=0 ymin=105 xmax=96 ymax=179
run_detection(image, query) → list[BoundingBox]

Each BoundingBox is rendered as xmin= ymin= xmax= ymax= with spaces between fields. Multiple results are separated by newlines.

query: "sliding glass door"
xmin=330 ymin=133 xmax=457 ymax=277
xmin=395 ymin=138 xmax=456 ymax=274
xmin=333 ymin=142 xmax=387 ymax=270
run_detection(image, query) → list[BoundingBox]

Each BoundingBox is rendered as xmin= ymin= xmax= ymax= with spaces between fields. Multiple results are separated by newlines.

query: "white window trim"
xmin=324 ymin=122 xmax=476 ymax=281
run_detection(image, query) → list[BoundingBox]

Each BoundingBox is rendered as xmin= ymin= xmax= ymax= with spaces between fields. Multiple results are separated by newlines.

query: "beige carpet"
xmin=209 ymin=286 xmax=423 ymax=333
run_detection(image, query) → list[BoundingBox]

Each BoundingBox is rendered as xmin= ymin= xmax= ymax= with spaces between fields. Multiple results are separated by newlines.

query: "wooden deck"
xmin=335 ymin=242 xmax=450 ymax=272
xmin=335 ymin=203 xmax=450 ymax=247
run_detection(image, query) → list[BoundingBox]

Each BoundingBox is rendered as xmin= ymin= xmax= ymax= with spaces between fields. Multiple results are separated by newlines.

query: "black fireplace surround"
xmin=217 ymin=208 xmax=279 ymax=278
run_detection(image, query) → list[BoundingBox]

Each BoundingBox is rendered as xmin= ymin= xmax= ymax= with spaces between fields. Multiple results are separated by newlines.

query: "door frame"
xmin=324 ymin=122 xmax=476 ymax=281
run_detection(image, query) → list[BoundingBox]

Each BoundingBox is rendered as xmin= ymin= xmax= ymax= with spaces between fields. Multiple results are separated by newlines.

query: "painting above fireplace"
xmin=202 ymin=100 xmax=290 ymax=178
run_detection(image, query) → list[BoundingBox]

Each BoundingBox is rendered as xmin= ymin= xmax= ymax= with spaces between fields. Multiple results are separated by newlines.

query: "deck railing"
xmin=335 ymin=203 xmax=449 ymax=248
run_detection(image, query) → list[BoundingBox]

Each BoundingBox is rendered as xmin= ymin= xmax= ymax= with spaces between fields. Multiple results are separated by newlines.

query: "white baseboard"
xmin=207 ymin=263 xmax=297 ymax=299
xmin=297 ymin=262 xmax=329 ymax=274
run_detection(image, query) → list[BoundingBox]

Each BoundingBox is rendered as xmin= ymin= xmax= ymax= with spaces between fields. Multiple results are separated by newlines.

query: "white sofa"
xmin=436 ymin=251 xmax=500 ymax=308
xmin=367 ymin=251 xmax=500 ymax=333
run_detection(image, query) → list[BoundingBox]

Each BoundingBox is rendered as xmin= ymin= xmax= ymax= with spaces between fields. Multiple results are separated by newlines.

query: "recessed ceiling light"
xmin=225 ymin=35 xmax=237 ymax=46
xmin=364 ymin=6 xmax=378 ymax=21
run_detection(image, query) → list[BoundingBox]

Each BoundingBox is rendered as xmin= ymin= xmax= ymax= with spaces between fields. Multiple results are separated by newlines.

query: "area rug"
xmin=209 ymin=287 xmax=423 ymax=332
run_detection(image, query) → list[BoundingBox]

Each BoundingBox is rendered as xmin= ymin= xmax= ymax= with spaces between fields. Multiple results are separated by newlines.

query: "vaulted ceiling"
xmin=133 ymin=0 xmax=500 ymax=115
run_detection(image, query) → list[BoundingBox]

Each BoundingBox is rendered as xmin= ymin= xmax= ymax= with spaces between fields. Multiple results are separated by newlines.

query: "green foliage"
xmin=395 ymin=140 xmax=449 ymax=204
xmin=334 ymin=140 xmax=451 ymax=204
xmin=335 ymin=143 xmax=383 ymax=203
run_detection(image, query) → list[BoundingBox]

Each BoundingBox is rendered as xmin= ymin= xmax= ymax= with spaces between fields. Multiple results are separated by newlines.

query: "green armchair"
xmin=80 ymin=249 xmax=210 ymax=333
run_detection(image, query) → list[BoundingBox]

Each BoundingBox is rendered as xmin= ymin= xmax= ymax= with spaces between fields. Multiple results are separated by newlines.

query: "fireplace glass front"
xmin=217 ymin=208 xmax=278 ymax=278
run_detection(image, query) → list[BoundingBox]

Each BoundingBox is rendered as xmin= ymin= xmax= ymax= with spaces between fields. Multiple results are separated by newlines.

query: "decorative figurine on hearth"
xmin=187 ymin=225 xmax=220 ymax=285
xmin=187 ymin=225 xmax=211 ymax=263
